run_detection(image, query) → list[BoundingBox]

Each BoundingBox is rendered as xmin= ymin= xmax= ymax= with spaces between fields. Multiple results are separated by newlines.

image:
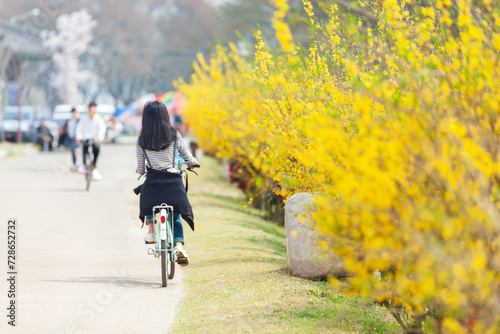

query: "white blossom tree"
xmin=40 ymin=9 xmax=97 ymax=104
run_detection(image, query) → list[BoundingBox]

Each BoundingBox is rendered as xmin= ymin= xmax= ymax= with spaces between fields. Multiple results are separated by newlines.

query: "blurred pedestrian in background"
xmin=37 ymin=118 xmax=54 ymax=152
xmin=64 ymin=108 xmax=80 ymax=171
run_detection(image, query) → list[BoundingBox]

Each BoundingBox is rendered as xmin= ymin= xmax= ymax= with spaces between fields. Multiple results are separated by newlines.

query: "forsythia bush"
xmin=176 ymin=0 xmax=500 ymax=332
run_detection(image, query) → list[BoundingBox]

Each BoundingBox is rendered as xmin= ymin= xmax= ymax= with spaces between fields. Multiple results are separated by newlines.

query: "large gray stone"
xmin=285 ymin=192 xmax=346 ymax=279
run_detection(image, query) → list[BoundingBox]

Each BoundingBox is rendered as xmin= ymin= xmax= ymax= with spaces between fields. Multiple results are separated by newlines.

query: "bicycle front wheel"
xmin=161 ymin=240 xmax=167 ymax=287
xmin=85 ymin=156 xmax=92 ymax=191
xmin=86 ymin=168 xmax=92 ymax=190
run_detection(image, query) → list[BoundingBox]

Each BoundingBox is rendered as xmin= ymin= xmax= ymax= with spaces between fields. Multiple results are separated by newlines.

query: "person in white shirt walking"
xmin=76 ymin=102 xmax=106 ymax=181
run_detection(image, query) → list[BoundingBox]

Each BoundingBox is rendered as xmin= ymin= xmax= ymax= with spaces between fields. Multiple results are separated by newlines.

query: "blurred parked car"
xmin=122 ymin=122 xmax=138 ymax=135
xmin=53 ymin=104 xmax=86 ymax=128
xmin=96 ymin=104 xmax=123 ymax=143
xmin=105 ymin=117 xmax=125 ymax=143
xmin=1 ymin=106 xmax=35 ymax=142
xmin=53 ymin=104 xmax=87 ymax=120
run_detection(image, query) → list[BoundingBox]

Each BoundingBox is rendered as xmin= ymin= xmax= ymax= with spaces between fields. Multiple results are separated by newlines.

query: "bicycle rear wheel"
xmin=167 ymin=218 xmax=175 ymax=279
xmin=168 ymin=251 xmax=175 ymax=279
xmin=161 ymin=240 xmax=167 ymax=287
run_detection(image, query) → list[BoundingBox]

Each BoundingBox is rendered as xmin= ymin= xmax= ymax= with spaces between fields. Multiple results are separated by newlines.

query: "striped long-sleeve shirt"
xmin=136 ymin=131 xmax=199 ymax=175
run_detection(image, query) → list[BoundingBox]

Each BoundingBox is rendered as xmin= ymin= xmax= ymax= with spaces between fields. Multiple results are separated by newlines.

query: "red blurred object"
xmin=467 ymin=318 xmax=475 ymax=330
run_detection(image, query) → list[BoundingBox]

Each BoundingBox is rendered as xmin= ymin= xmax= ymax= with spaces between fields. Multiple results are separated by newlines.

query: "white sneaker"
xmin=78 ymin=165 xmax=85 ymax=174
xmin=144 ymin=233 xmax=155 ymax=243
xmin=176 ymin=246 xmax=189 ymax=267
xmin=92 ymin=169 xmax=102 ymax=181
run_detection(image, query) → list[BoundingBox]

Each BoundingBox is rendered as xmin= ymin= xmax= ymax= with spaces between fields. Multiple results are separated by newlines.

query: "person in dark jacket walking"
xmin=37 ymin=118 xmax=54 ymax=151
xmin=136 ymin=101 xmax=199 ymax=266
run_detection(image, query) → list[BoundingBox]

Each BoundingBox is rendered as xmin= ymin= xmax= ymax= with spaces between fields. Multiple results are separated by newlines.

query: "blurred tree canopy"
xmin=217 ymin=0 xmax=370 ymax=49
xmin=0 ymin=0 xmax=224 ymax=106
xmin=0 ymin=0 xmax=374 ymax=106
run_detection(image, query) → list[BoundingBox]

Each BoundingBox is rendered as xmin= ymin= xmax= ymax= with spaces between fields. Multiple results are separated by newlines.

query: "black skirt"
xmin=135 ymin=167 xmax=194 ymax=231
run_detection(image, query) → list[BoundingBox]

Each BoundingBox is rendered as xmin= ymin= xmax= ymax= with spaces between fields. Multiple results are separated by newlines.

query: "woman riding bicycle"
xmin=136 ymin=101 xmax=199 ymax=266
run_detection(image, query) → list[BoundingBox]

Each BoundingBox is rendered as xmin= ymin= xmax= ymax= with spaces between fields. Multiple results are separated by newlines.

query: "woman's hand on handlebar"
xmin=186 ymin=164 xmax=200 ymax=175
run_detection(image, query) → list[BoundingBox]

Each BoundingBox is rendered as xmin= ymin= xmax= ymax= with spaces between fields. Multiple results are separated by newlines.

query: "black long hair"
xmin=139 ymin=101 xmax=177 ymax=151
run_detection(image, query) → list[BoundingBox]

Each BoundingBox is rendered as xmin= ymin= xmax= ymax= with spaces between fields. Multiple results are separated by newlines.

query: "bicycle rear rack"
xmin=148 ymin=204 xmax=175 ymax=258
xmin=152 ymin=203 xmax=174 ymax=213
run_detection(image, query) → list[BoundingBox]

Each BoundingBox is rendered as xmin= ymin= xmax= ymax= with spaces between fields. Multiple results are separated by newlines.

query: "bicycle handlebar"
xmin=138 ymin=163 xmax=200 ymax=180
xmin=184 ymin=163 xmax=200 ymax=176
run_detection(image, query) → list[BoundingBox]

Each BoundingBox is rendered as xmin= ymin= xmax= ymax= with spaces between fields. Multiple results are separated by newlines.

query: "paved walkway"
xmin=0 ymin=144 xmax=184 ymax=334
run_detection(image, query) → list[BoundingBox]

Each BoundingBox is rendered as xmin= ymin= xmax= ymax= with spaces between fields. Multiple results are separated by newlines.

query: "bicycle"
xmin=147 ymin=203 xmax=176 ymax=287
xmin=82 ymin=139 xmax=94 ymax=191
xmin=146 ymin=163 xmax=199 ymax=287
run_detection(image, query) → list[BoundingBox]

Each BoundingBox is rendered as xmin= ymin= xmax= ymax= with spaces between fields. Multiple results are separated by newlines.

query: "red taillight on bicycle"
xmin=160 ymin=208 xmax=167 ymax=224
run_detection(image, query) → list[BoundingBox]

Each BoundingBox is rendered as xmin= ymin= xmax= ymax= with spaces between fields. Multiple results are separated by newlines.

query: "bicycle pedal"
xmin=176 ymin=258 xmax=188 ymax=264
xmin=145 ymin=241 xmax=155 ymax=244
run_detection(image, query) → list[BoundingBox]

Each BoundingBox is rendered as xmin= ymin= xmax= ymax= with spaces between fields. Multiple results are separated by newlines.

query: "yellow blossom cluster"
xmin=176 ymin=0 xmax=500 ymax=332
